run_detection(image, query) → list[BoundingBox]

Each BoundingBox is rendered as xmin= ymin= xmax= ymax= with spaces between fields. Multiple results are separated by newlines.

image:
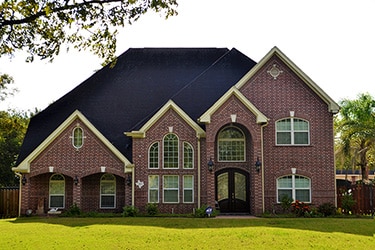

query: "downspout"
xmin=197 ymin=136 xmax=201 ymax=209
xmin=260 ymin=122 xmax=268 ymax=214
xmin=15 ymin=172 xmax=22 ymax=217
xmin=131 ymin=170 xmax=135 ymax=206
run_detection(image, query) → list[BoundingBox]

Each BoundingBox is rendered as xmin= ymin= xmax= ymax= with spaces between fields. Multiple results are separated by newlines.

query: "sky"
xmin=0 ymin=0 xmax=374 ymax=111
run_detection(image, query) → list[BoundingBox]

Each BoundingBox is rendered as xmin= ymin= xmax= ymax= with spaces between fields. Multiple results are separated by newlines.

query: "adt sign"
xmin=205 ymin=206 xmax=213 ymax=217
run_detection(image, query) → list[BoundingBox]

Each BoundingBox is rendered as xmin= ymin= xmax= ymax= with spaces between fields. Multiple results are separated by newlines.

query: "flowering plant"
xmin=291 ymin=200 xmax=310 ymax=217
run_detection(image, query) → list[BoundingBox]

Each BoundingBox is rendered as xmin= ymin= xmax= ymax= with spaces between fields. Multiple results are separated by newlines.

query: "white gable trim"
xmin=13 ymin=110 xmax=133 ymax=174
xmin=236 ymin=46 xmax=339 ymax=113
xmin=125 ymin=100 xmax=206 ymax=139
xmin=198 ymin=87 xmax=268 ymax=124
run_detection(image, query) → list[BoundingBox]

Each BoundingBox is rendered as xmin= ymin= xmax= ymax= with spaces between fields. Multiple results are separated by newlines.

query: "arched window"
xmin=149 ymin=142 xmax=159 ymax=169
xmin=218 ymin=127 xmax=245 ymax=162
xmin=100 ymin=174 xmax=116 ymax=208
xmin=183 ymin=142 xmax=194 ymax=169
xmin=276 ymin=118 xmax=309 ymax=145
xmin=72 ymin=127 xmax=84 ymax=148
xmin=49 ymin=174 xmax=65 ymax=208
xmin=163 ymin=133 xmax=179 ymax=168
xmin=277 ymin=175 xmax=311 ymax=203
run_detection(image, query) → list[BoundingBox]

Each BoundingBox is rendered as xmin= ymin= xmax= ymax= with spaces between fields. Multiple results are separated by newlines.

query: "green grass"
xmin=1 ymin=217 xmax=374 ymax=249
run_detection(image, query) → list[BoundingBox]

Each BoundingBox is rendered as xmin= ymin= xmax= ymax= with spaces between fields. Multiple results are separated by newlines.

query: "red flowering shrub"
xmin=291 ymin=200 xmax=310 ymax=217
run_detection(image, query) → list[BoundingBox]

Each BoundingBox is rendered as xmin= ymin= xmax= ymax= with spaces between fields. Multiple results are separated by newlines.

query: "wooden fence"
xmin=0 ymin=187 xmax=19 ymax=218
xmin=337 ymin=183 xmax=374 ymax=215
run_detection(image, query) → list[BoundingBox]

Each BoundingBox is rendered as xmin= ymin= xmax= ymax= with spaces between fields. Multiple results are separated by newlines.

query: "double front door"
xmin=216 ymin=168 xmax=249 ymax=213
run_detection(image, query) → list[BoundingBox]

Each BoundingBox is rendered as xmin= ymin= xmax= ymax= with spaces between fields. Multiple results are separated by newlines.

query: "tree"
xmin=0 ymin=110 xmax=30 ymax=187
xmin=335 ymin=93 xmax=375 ymax=182
xmin=0 ymin=0 xmax=178 ymax=65
xmin=0 ymin=73 xmax=17 ymax=101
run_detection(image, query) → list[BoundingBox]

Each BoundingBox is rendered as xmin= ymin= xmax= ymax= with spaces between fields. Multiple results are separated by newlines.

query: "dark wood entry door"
xmin=216 ymin=169 xmax=249 ymax=213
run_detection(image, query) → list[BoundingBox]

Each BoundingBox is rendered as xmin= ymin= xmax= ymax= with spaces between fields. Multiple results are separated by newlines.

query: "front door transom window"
xmin=218 ymin=127 xmax=245 ymax=162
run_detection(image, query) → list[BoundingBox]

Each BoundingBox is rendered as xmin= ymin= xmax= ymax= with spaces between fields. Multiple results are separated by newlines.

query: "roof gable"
xmin=199 ymin=87 xmax=268 ymax=124
xmin=16 ymin=48 xmax=235 ymax=164
xmin=13 ymin=110 xmax=132 ymax=173
xmin=235 ymin=46 xmax=340 ymax=113
xmin=125 ymin=100 xmax=206 ymax=138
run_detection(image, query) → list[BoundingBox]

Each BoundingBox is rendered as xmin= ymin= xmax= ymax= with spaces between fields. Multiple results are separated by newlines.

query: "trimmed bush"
xmin=122 ymin=206 xmax=138 ymax=217
xmin=318 ymin=203 xmax=336 ymax=217
xmin=146 ymin=203 xmax=159 ymax=216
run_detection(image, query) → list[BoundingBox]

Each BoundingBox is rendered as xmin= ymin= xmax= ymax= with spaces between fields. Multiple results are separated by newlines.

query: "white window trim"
xmin=163 ymin=133 xmax=179 ymax=169
xmin=183 ymin=175 xmax=194 ymax=203
xmin=148 ymin=142 xmax=160 ymax=169
xmin=277 ymin=175 xmax=311 ymax=203
xmin=49 ymin=174 xmax=65 ymax=209
xmin=183 ymin=142 xmax=194 ymax=169
xmin=100 ymin=174 xmax=116 ymax=209
xmin=163 ymin=175 xmax=179 ymax=203
xmin=275 ymin=118 xmax=310 ymax=146
xmin=72 ymin=126 xmax=84 ymax=149
xmin=148 ymin=175 xmax=159 ymax=203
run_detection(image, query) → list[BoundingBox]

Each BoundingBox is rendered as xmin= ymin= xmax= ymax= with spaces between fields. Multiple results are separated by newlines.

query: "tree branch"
xmin=0 ymin=0 xmax=127 ymax=28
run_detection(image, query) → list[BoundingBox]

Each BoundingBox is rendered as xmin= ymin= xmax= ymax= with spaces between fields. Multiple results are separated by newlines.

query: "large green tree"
xmin=335 ymin=93 xmax=375 ymax=182
xmin=0 ymin=0 xmax=178 ymax=65
xmin=0 ymin=110 xmax=29 ymax=187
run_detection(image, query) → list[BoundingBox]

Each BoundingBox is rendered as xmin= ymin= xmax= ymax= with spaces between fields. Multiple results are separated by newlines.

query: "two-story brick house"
xmin=13 ymin=47 xmax=339 ymax=216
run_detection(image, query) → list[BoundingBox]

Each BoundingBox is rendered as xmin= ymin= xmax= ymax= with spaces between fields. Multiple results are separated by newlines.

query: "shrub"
xmin=280 ymin=195 xmax=293 ymax=212
xmin=122 ymin=206 xmax=138 ymax=217
xmin=62 ymin=203 xmax=81 ymax=217
xmin=194 ymin=205 xmax=216 ymax=218
xmin=291 ymin=200 xmax=310 ymax=217
xmin=341 ymin=193 xmax=356 ymax=214
xmin=146 ymin=203 xmax=158 ymax=216
xmin=317 ymin=203 xmax=336 ymax=217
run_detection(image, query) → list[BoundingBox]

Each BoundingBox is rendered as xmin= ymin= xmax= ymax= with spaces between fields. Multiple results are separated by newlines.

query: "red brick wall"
xmin=21 ymin=118 xmax=128 ymax=214
xmin=205 ymin=95 xmax=264 ymax=215
xmin=132 ymin=109 xmax=203 ymax=214
xmin=239 ymin=56 xmax=336 ymax=212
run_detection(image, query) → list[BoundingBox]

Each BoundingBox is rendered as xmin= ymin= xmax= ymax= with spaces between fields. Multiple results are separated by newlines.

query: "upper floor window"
xmin=100 ymin=174 xmax=116 ymax=208
xmin=163 ymin=133 xmax=179 ymax=168
xmin=276 ymin=118 xmax=309 ymax=145
xmin=149 ymin=142 xmax=159 ymax=169
xmin=72 ymin=127 xmax=84 ymax=149
xmin=218 ymin=127 xmax=245 ymax=162
xmin=49 ymin=174 xmax=65 ymax=208
xmin=277 ymin=175 xmax=311 ymax=203
xmin=183 ymin=142 xmax=194 ymax=169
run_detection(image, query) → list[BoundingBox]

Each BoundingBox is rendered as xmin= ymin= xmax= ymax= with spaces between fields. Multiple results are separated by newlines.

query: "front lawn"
xmin=1 ymin=217 xmax=374 ymax=249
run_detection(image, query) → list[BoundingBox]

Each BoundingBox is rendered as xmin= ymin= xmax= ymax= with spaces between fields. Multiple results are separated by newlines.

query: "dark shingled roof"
xmin=16 ymin=48 xmax=256 ymax=164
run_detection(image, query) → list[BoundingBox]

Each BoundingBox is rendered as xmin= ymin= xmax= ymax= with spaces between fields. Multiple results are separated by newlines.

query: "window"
xmin=163 ymin=175 xmax=179 ymax=203
xmin=183 ymin=142 xmax=194 ymax=169
xmin=277 ymin=175 xmax=311 ymax=203
xmin=183 ymin=175 xmax=194 ymax=203
xmin=149 ymin=142 xmax=159 ymax=169
xmin=49 ymin=174 xmax=65 ymax=208
xmin=100 ymin=174 xmax=116 ymax=208
xmin=163 ymin=134 xmax=179 ymax=168
xmin=276 ymin=118 xmax=309 ymax=145
xmin=72 ymin=127 xmax=84 ymax=148
xmin=148 ymin=175 xmax=159 ymax=203
xmin=218 ymin=127 xmax=245 ymax=161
